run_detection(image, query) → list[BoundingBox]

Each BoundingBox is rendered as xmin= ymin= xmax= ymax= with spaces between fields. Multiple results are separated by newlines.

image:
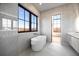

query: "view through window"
xmin=18 ymin=4 xmax=38 ymax=33
xmin=52 ymin=14 xmax=61 ymax=43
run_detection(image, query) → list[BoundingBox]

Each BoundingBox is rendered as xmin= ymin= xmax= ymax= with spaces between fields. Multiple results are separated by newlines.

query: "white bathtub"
xmin=31 ymin=35 xmax=46 ymax=51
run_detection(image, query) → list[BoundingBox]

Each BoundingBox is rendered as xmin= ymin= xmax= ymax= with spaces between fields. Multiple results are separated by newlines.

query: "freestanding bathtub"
xmin=31 ymin=35 xmax=46 ymax=51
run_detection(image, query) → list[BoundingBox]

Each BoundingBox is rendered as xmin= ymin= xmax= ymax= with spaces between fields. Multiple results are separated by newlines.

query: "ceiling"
xmin=33 ymin=3 xmax=65 ymax=12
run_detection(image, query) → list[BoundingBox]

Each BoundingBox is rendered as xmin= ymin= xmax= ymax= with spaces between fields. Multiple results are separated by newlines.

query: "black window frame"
xmin=18 ymin=4 xmax=38 ymax=33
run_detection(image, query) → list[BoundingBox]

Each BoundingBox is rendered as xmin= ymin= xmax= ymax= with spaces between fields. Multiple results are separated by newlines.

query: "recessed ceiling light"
xmin=39 ymin=3 xmax=42 ymax=5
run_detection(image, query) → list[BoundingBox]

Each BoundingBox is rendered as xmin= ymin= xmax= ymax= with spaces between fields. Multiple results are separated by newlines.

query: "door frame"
xmin=51 ymin=14 xmax=61 ymax=43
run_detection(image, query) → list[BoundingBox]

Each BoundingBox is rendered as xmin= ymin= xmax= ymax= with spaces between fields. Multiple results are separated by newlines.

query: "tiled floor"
xmin=52 ymin=37 xmax=60 ymax=43
xmin=52 ymin=32 xmax=61 ymax=43
xmin=19 ymin=43 xmax=79 ymax=56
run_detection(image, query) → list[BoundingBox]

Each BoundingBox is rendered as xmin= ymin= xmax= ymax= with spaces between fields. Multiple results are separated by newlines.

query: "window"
xmin=18 ymin=4 xmax=38 ymax=33
xmin=25 ymin=10 xmax=30 ymax=31
xmin=2 ymin=18 xmax=11 ymax=30
xmin=53 ymin=15 xmax=61 ymax=27
xmin=18 ymin=6 xmax=25 ymax=32
xmin=52 ymin=14 xmax=61 ymax=32
xmin=31 ymin=14 xmax=37 ymax=31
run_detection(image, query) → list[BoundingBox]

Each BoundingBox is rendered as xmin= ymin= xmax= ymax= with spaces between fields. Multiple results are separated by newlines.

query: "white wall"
xmin=0 ymin=3 xmax=18 ymax=56
xmin=0 ymin=3 xmax=40 ymax=55
xmin=40 ymin=4 xmax=79 ymax=44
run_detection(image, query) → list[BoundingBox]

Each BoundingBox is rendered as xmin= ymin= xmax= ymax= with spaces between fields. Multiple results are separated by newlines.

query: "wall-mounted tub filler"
xmin=31 ymin=35 xmax=47 ymax=51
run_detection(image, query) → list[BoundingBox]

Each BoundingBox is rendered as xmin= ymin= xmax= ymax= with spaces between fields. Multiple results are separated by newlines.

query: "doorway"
xmin=52 ymin=14 xmax=61 ymax=43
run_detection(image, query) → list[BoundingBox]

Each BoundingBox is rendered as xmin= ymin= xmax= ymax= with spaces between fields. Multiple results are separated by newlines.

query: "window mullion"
xmin=24 ymin=10 xmax=25 ymax=32
xmin=36 ymin=16 xmax=38 ymax=31
xmin=29 ymin=13 xmax=31 ymax=31
xmin=7 ymin=19 xmax=8 ymax=28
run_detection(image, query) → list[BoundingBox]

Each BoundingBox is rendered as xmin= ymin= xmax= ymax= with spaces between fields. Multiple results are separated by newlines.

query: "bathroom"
xmin=0 ymin=3 xmax=79 ymax=56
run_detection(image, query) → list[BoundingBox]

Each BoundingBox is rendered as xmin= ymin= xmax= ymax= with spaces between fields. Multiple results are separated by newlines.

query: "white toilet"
xmin=31 ymin=35 xmax=46 ymax=51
